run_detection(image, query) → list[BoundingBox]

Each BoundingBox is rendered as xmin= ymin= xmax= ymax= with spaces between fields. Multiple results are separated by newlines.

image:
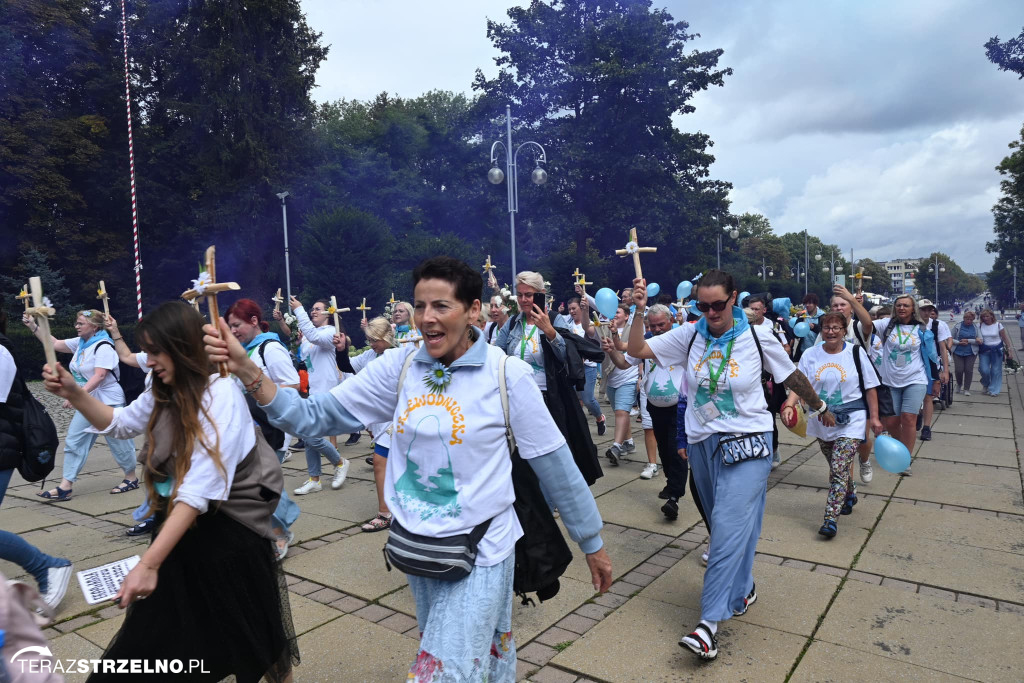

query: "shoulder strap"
xmin=686 ymin=328 xmax=698 ymax=361
xmin=397 ymin=349 xmax=417 ymax=395
xmin=92 ymin=340 xmax=120 ymax=380
xmin=931 ymin=319 xmax=939 ymax=335
xmin=851 ymin=343 xmax=866 ymax=396
xmin=749 ymin=324 xmax=766 ymax=375
xmin=497 ymin=354 xmax=516 ymax=454
xmin=256 ymin=338 xmax=284 ymax=368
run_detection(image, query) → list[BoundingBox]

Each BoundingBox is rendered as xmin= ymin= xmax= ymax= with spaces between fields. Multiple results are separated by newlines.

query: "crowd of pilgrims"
xmin=1 ymin=253 xmax=1002 ymax=680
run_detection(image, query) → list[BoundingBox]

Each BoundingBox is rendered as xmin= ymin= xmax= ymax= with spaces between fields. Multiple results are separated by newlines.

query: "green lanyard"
xmin=894 ymin=325 xmax=910 ymax=346
xmin=706 ymin=338 xmax=735 ymax=395
xmin=519 ymin=319 xmax=537 ymax=360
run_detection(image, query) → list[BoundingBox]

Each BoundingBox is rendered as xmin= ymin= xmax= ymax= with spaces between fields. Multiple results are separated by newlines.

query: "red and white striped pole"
xmin=120 ymin=0 xmax=143 ymax=320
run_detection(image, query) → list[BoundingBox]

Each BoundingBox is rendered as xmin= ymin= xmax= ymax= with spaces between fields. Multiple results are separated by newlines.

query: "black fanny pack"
xmin=383 ymin=517 xmax=493 ymax=581
xmin=715 ymin=432 xmax=771 ymax=465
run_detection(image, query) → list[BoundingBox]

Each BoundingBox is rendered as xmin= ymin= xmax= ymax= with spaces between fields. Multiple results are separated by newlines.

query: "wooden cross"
xmin=16 ymin=284 xmax=30 ymax=312
xmin=26 ymin=277 xmax=58 ymax=368
xmin=96 ymin=281 xmax=110 ymax=318
xmin=614 ymin=228 xmax=657 ymax=280
xmin=328 ymin=296 xmax=351 ymax=331
xmin=180 ymin=246 xmax=240 ymax=377
xmin=852 ymin=267 xmax=873 ymax=294
xmin=388 ymin=293 xmax=397 ymax=305
xmin=398 ymin=333 xmax=423 ymax=345
xmin=356 ymin=297 xmax=371 ymax=321
xmin=576 ymin=274 xmax=593 ymax=300
xmin=483 ymin=255 xmax=496 ymax=277
xmin=272 ymin=288 xmax=284 ymax=313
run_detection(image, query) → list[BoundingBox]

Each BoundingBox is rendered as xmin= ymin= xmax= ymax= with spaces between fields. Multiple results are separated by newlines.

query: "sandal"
xmin=840 ymin=493 xmax=858 ymax=516
xmin=679 ymin=622 xmax=718 ymax=660
xmin=36 ymin=487 xmax=73 ymax=502
xmin=274 ymin=530 xmax=295 ymax=561
xmin=361 ymin=513 xmax=392 ymax=532
xmin=818 ymin=519 xmax=837 ymax=539
xmin=110 ymin=479 xmax=140 ymax=494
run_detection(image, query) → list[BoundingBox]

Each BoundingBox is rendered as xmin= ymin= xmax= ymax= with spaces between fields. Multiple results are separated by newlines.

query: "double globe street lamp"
xmin=488 ymin=104 xmax=548 ymax=278
xmin=816 ymin=249 xmax=843 ymax=285
xmin=928 ymin=255 xmax=945 ymax=305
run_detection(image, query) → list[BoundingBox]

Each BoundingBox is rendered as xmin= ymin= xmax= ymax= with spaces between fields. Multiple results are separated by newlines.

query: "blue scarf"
xmin=396 ymin=324 xmax=411 ymax=334
xmin=78 ymin=329 xmax=112 ymax=352
xmin=695 ymin=306 xmax=749 ymax=350
xmin=245 ymin=331 xmax=282 ymax=353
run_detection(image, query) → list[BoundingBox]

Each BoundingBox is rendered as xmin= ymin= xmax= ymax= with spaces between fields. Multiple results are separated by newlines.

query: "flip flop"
xmin=37 ymin=487 xmax=73 ymax=502
xmin=110 ymin=479 xmax=140 ymax=494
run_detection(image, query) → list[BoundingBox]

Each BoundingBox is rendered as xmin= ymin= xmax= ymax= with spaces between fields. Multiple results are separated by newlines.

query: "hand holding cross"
xmin=576 ymin=273 xmax=593 ymax=300
xmin=26 ymin=277 xmax=58 ymax=368
xmin=272 ymin=288 xmax=284 ymax=313
xmin=852 ymin=267 xmax=872 ymax=295
xmin=180 ymin=246 xmax=240 ymax=377
xmin=328 ymin=296 xmax=351 ymax=331
xmin=614 ymin=228 xmax=657 ymax=280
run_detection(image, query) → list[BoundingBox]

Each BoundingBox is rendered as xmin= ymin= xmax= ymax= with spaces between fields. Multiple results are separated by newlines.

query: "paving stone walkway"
xmin=4 ymin=373 xmax=1024 ymax=682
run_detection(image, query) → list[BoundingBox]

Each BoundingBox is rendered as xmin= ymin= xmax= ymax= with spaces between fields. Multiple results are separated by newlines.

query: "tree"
xmin=913 ymin=253 xmax=983 ymax=306
xmin=472 ymin=0 xmax=733 ymax=285
xmin=1 ymin=248 xmax=73 ymax=319
xmin=985 ymin=27 xmax=1024 ymax=79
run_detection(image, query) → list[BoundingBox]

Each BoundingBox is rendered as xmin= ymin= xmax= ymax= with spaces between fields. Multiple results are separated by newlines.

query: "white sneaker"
xmin=700 ymin=548 xmax=709 ymax=567
xmin=964 ymin=390 xmax=971 ymax=396
xmin=640 ymin=463 xmax=659 ymax=479
xmin=331 ymin=459 xmax=350 ymax=490
xmin=629 ymin=407 xmax=640 ymax=417
xmin=42 ymin=564 xmax=73 ymax=610
xmin=281 ymin=451 xmax=292 ymax=464
xmin=294 ymin=478 xmax=322 ymax=495
xmin=860 ymin=459 xmax=873 ymax=484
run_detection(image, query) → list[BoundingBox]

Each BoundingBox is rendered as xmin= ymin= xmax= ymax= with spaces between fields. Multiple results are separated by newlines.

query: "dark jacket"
xmin=0 ymin=333 xmax=26 ymax=471
xmin=539 ymin=330 xmax=603 ymax=486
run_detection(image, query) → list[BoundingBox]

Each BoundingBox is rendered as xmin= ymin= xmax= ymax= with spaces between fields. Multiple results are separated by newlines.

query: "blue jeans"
xmin=0 ymin=469 xmax=69 ymax=591
xmin=305 ymin=436 xmax=341 ymax=477
xmin=577 ymin=365 xmax=603 ymax=419
xmin=888 ymin=383 xmax=927 ymax=415
xmin=606 ymin=384 xmax=637 ymax=413
xmin=979 ymin=349 xmax=1004 ymax=395
xmin=272 ymin=449 xmax=300 ymax=533
xmin=687 ymin=432 xmax=773 ymax=622
xmin=63 ymin=407 xmax=137 ymax=482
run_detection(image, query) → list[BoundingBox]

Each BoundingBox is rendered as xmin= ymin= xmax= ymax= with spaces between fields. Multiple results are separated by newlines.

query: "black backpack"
xmin=0 ymin=335 xmax=58 ymax=482
xmin=93 ymin=341 xmax=148 ymax=405
xmin=247 ymin=339 xmax=290 ymax=450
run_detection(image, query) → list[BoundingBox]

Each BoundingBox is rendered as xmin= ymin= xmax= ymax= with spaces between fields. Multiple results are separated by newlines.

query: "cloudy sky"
xmin=301 ymin=0 xmax=1024 ymax=273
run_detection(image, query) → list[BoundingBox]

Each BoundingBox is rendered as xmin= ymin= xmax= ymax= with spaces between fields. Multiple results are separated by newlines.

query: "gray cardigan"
xmin=951 ymin=322 xmax=981 ymax=356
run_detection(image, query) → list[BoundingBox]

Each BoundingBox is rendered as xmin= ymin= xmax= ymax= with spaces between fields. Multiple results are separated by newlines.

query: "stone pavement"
xmin=4 ymin=374 xmax=1024 ymax=682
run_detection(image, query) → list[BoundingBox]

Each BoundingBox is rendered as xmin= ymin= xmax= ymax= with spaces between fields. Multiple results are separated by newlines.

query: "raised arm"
xmin=23 ymin=314 xmax=70 ymax=354
xmin=625 ymin=277 xmax=657 ymax=359
xmin=105 ymin=315 xmax=142 ymax=367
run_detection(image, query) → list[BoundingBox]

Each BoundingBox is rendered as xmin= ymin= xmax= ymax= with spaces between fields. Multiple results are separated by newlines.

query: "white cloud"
xmin=729 ymin=177 xmax=784 ymax=216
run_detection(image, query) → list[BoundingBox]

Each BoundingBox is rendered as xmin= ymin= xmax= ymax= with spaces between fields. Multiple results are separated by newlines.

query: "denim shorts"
xmin=606 ymin=384 xmax=637 ymax=413
xmin=889 ymin=383 xmax=927 ymax=415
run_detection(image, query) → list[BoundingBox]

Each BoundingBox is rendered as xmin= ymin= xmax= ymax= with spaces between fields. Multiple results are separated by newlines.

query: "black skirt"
xmin=87 ymin=509 xmax=298 ymax=683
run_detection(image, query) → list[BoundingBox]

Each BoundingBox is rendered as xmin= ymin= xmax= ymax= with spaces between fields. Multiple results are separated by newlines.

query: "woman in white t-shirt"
xmin=226 ymin=298 xmax=301 ymax=560
xmin=783 ymin=312 xmax=883 ymax=539
xmin=289 ymin=296 xmax=349 ymax=495
xmin=977 ymin=309 xmax=1016 ymax=397
xmin=626 ymin=271 xmax=830 ymax=662
xmin=207 ymin=256 xmax=612 ymax=681
xmin=23 ymin=308 xmax=137 ymax=500
xmin=599 ymin=304 xmax=639 ymax=464
xmin=567 ymin=296 xmax=606 ymax=435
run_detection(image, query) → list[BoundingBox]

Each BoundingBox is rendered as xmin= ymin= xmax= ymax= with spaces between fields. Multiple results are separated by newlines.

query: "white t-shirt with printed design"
xmin=333 ymin=341 xmax=566 ymax=566
xmin=64 ymin=337 xmax=124 ymax=406
xmin=873 ymin=318 xmax=927 ymax=388
xmin=514 ymin=321 xmax=547 ymax=390
xmin=626 ymin=352 xmax=685 ymax=408
xmin=646 ymin=323 xmax=795 ymax=442
xmin=606 ymin=327 xmax=639 ymax=389
xmin=798 ymin=343 xmax=879 ymax=441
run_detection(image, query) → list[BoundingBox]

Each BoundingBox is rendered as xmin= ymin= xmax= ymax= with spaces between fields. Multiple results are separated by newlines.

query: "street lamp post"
xmin=757 ymin=256 xmax=774 ymax=281
xmin=276 ymin=191 xmax=292 ymax=301
xmin=1006 ymin=258 xmax=1021 ymax=307
xmin=488 ymin=104 xmax=548 ymax=279
xmin=791 ymin=258 xmax=804 ymax=284
xmin=816 ymin=248 xmax=843 ymax=286
xmin=803 ymin=229 xmax=810 ymax=296
xmin=716 ymin=216 xmax=739 ymax=270
xmin=927 ymin=255 xmax=945 ymax=305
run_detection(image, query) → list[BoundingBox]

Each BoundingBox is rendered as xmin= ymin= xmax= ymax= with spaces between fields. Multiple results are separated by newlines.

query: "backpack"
xmin=0 ymin=335 xmax=58 ymax=483
xmin=93 ymin=341 xmax=148 ymax=405
xmin=395 ymin=351 xmax=573 ymax=605
xmin=246 ymin=339 xmax=291 ymax=451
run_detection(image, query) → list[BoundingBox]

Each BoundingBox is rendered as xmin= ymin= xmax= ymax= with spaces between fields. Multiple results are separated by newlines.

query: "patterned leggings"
xmin=818 ymin=437 xmax=860 ymax=521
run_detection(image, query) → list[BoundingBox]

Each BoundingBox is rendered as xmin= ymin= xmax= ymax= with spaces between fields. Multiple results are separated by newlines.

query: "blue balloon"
xmin=773 ymin=297 xmax=792 ymax=317
xmin=739 ymin=291 xmax=751 ymax=307
xmin=874 ymin=434 xmax=911 ymax=474
xmin=646 ymin=282 xmax=661 ymax=298
xmin=676 ymin=281 xmax=693 ymax=300
xmin=789 ymin=316 xmax=798 ymax=329
xmin=594 ymin=288 xmax=620 ymax=319
xmin=794 ymin=321 xmax=810 ymax=337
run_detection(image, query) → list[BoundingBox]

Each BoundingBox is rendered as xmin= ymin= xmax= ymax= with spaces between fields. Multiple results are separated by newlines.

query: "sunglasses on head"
xmin=696 ymin=300 xmax=731 ymax=313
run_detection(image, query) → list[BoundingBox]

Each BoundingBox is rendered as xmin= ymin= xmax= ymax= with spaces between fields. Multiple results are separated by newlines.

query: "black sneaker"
xmin=920 ymin=426 xmax=932 ymax=441
xmin=345 ymin=433 xmax=361 ymax=446
xmin=661 ymin=497 xmax=679 ymax=520
xmin=597 ymin=419 xmax=607 ymax=436
xmin=126 ymin=518 xmax=156 ymax=537
xmin=289 ymin=439 xmax=306 ymax=452
xmin=365 ymin=455 xmax=374 ymax=465
xmin=658 ymin=486 xmax=673 ymax=500
xmin=732 ymin=583 xmax=757 ymax=616
xmin=606 ymin=444 xmax=621 ymax=466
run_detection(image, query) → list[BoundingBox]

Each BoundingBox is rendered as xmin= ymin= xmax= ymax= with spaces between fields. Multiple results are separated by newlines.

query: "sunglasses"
xmin=696 ymin=300 xmax=731 ymax=313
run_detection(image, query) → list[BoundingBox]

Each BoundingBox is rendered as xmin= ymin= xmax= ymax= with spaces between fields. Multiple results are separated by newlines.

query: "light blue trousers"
xmin=979 ymin=349 xmax=1003 ymax=395
xmin=577 ymin=364 xmax=603 ymax=419
xmin=688 ymin=431 xmax=773 ymax=622
xmin=272 ymin=449 xmax=300 ymax=532
xmin=304 ymin=436 xmax=341 ymax=477
xmin=62 ymin=407 xmax=137 ymax=483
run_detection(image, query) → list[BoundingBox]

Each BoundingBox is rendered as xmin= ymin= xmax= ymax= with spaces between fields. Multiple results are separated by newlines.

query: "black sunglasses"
xmin=696 ymin=300 xmax=731 ymax=313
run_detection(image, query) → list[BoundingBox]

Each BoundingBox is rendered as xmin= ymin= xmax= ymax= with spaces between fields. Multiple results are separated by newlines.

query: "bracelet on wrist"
xmin=243 ymin=373 xmax=265 ymax=395
xmin=112 ymin=336 xmax=123 ymax=342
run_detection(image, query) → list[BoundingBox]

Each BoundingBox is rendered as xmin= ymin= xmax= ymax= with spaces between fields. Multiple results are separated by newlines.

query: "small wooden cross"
xmin=591 ymin=315 xmax=611 ymax=339
xmin=576 ymin=274 xmax=593 ymax=300
xmin=26 ymin=277 xmax=58 ymax=368
xmin=356 ymin=297 xmax=371 ymax=321
xmin=614 ymin=228 xmax=657 ymax=280
xmin=388 ymin=293 xmax=397 ymax=306
xmin=852 ymin=267 xmax=872 ymax=294
xmin=96 ymin=281 xmax=110 ymax=318
xmin=272 ymin=288 xmax=284 ymax=313
xmin=328 ymin=296 xmax=351 ymax=331
xmin=16 ymin=284 xmax=31 ymax=312
xmin=180 ymin=246 xmax=241 ymax=377
xmin=483 ymin=255 xmax=496 ymax=277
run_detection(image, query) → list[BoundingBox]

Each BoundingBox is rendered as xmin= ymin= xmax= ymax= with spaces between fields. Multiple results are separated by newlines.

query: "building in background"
xmin=884 ymin=258 xmax=922 ymax=295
